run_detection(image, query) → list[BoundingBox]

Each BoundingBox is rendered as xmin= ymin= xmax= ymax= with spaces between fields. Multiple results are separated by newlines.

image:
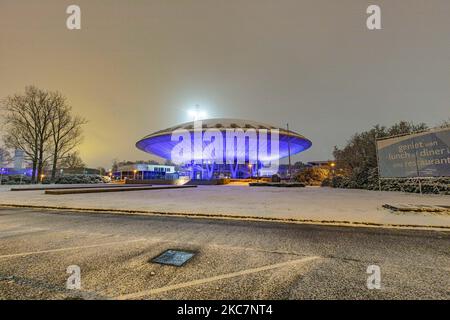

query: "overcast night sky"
xmin=1 ymin=0 xmax=449 ymax=168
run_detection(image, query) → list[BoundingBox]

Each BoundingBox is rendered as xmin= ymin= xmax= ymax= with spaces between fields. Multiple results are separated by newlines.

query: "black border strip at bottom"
xmin=0 ymin=300 xmax=445 ymax=318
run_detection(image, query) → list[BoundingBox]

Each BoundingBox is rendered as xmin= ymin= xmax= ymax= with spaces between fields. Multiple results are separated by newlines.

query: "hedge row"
xmin=0 ymin=174 xmax=109 ymax=185
xmin=0 ymin=174 xmax=32 ymax=185
xmin=321 ymin=168 xmax=449 ymax=195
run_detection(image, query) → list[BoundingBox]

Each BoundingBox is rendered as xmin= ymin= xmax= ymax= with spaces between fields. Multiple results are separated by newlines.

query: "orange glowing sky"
xmin=1 ymin=0 xmax=449 ymax=168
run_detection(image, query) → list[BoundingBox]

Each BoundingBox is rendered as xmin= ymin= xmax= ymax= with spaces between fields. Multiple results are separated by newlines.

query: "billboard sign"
xmin=376 ymin=127 xmax=450 ymax=178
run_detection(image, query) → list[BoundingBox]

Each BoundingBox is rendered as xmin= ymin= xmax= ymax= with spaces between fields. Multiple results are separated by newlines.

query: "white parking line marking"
xmin=0 ymin=239 xmax=147 ymax=259
xmin=116 ymin=256 xmax=320 ymax=300
xmin=0 ymin=228 xmax=47 ymax=238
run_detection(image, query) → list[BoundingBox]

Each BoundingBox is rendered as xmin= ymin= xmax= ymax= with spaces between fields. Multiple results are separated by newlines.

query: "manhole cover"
xmin=151 ymin=250 xmax=195 ymax=267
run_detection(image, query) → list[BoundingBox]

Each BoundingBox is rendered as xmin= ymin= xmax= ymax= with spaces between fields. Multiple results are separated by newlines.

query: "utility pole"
xmin=411 ymin=136 xmax=423 ymax=195
xmin=375 ymin=133 xmax=382 ymax=192
xmin=287 ymin=123 xmax=292 ymax=180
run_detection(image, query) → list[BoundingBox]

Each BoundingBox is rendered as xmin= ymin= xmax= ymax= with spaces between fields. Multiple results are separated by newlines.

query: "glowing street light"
xmin=40 ymin=174 xmax=45 ymax=183
xmin=330 ymin=162 xmax=336 ymax=179
xmin=188 ymin=105 xmax=207 ymax=121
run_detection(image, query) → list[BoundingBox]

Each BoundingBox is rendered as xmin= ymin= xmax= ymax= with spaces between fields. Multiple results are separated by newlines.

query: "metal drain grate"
xmin=151 ymin=250 xmax=195 ymax=267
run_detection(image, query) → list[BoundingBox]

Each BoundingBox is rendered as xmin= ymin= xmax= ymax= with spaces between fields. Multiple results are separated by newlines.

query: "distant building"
xmin=0 ymin=149 xmax=30 ymax=176
xmin=115 ymin=163 xmax=176 ymax=180
xmin=62 ymin=167 xmax=101 ymax=175
xmin=306 ymin=160 xmax=336 ymax=169
xmin=14 ymin=149 xmax=24 ymax=170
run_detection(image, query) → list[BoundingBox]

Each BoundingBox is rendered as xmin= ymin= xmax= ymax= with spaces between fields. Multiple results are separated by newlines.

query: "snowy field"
xmin=0 ymin=185 xmax=449 ymax=228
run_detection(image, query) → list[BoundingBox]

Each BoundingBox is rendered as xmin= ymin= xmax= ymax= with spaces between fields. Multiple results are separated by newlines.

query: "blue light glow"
xmin=136 ymin=119 xmax=312 ymax=179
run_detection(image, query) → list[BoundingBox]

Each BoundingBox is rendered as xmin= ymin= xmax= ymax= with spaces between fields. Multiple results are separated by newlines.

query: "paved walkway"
xmin=1 ymin=185 xmax=449 ymax=229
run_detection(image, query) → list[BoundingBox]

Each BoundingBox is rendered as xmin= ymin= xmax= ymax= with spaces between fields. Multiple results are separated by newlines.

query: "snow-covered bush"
xmin=295 ymin=167 xmax=330 ymax=185
xmin=0 ymin=175 xmax=32 ymax=185
xmin=42 ymin=174 xmax=109 ymax=184
xmin=322 ymin=172 xmax=449 ymax=195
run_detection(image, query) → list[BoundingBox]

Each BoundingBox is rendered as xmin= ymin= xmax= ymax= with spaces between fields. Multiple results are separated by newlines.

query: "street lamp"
xmin=133 ymin=169 xmax=137 ymax=180
xmin=40 ymin=174 xmax=45 ymax=183
xmin=330 ymin=162 xmax=336 ymax=179
xmin=188 ymin=105 xmax=207 ymax=121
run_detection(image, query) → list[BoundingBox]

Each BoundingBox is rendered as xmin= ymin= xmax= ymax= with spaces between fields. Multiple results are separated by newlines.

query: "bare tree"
xmin=111 ymin=159 xmax=119 ymax=172
xmin=48 ymin=94 xmax=87 ymax=180
xmin=0 ymin=147 xmax=12 ymax=184
xmin=2 ymin=86 xmax=53 ymax=183
xmin=0 ymin=147 xmax=13 ymax=168
xmin=438 ymin=118 xmax=450 ymax=129
xmin=60 ymin=151 xmax=85 ymax=169
xmin=1 ymin=86 xmax=86 ymax=183
xmin=0 ymin=148 xmax=12 ymax=166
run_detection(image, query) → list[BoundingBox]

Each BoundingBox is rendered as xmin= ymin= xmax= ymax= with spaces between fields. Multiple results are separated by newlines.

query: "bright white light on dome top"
xmin=188 ymin=109 xmax=207 ymax=121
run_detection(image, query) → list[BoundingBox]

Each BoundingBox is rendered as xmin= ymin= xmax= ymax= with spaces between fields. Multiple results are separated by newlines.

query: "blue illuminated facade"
xmin=136 ymin=119 xmax=312 ymax=179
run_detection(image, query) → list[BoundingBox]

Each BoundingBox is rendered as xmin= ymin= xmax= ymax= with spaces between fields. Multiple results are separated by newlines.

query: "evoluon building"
xmin=136 ymin=119 xmax=311 ymax=179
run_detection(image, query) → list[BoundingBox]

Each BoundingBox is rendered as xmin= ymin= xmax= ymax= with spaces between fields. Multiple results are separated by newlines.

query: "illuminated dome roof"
xmin=136 ymin=118 xmax=312 ymax=160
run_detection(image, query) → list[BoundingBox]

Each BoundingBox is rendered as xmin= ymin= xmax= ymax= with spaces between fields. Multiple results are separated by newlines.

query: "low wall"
xmin=249 ymin=182 xmax=306 ymax=187
xmin=45 ymin=185 xmax=197 ymax=195
xmin=126 ymin=178 xmax=230 ymax=185
xmin=10 ymin=184 xmax=150 ymax=191
xmin=125 ymin=179 xmax=185 ymax=185
xmin=185 ymin=178 xmax=230 ymax=185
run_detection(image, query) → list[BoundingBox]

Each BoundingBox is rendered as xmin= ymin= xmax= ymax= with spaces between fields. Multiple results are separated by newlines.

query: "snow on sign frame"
xmin=376 ymin=127 xmax=450 ymax=178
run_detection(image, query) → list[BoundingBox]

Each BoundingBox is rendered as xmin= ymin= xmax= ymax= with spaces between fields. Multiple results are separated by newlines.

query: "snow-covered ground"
xmin=0 ymin=185 xmax=449 ymax=228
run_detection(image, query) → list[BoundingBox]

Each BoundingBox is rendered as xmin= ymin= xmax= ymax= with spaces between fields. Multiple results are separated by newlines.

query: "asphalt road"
xmin=0 ymin=207 xmax=448 ymax=300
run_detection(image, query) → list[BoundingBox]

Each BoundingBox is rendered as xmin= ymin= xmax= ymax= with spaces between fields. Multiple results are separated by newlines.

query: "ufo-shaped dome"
xmin=136 ymin=118 xmax=312 ymax=161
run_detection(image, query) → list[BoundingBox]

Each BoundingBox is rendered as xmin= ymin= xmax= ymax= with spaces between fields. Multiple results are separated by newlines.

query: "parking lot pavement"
xmin=0 ymin=207 xmax=449 ymax=300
